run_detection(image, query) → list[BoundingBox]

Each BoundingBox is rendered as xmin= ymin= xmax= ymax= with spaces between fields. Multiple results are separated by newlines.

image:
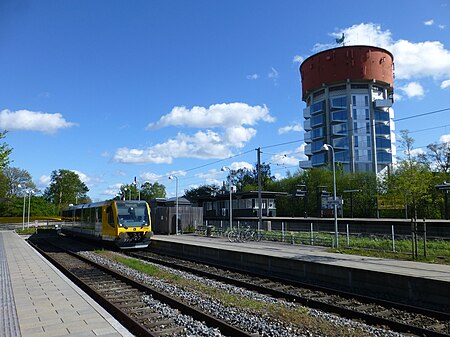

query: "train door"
xmin=102 ymin=205 xmax=117 ymax=241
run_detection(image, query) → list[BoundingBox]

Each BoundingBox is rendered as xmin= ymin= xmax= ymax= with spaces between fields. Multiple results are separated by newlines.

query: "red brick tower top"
xmin=300 ymin=45 xmax=394 ymax=101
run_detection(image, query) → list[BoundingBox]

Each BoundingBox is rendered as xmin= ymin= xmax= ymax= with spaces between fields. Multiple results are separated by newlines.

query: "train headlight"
xmin=119 ymin=223 xmax=123 ymax=227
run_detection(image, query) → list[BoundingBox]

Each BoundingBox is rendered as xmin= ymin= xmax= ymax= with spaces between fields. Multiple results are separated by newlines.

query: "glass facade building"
xmin=299 ymin=46 xmax=396 ymax=173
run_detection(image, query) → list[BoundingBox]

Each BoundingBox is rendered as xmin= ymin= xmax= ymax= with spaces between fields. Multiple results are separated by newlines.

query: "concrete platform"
xmin=0 ymin=231 xmax=133 ymax=337
xmin=150 ymin=234 xmax=450 ymax=311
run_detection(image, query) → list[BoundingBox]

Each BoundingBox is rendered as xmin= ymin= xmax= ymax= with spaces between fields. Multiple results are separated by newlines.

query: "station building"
xmin=299 ymin=45 xmax=396 ymax=173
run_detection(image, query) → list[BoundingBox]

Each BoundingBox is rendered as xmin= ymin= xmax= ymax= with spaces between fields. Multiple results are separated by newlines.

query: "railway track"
xmin=28 ymin=238 xmax=253 ymax=337
xmin=126 ymin=250 xmax=450 ymax=337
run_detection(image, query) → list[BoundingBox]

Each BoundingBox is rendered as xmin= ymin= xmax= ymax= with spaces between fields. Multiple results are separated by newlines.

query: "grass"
xmin=0 ymin=216 xmax=61 ymax=224
xmin=223 ymin=229 xmax=450 ymax=264
xmin=97 ymin=251 xmax=372 ymax=336
xmin=325 ymin=235 xmax=450 ymax=264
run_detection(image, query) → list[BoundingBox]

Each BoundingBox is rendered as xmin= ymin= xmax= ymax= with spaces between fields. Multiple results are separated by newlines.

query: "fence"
xmin=198 ymin=218 xmax=450 ymax=261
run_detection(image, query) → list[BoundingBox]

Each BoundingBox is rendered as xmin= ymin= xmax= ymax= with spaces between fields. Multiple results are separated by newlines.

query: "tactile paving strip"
xmin=0 ymin=233 xmax=21 ymax=337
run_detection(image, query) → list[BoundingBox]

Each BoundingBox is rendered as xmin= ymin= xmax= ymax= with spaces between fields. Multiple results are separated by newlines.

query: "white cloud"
xmin=37 ymin=175 xmax=51 ymax=190
xmin=140 ymin=172 xmax=162 ymax=182
xmin=268 ymin=67 xmax=279 ymax=85
xmin=315 ymin=23 xmax=450 ymax=84
xmin=148 ymin=102 xmax=274 ymax=129
xmin=114 ymin=130 xmax=235 ymax=164
xmin=438 ymin=24 xmax=446 ymax=30
xmin=223 ymin=126 xmax=256 ymax=148
xmin=398 ymin=82 xmax=425 ymax=98
xmin=228 ymin=161 xmax=253 ymax=171
xmin=440 ymin=134 xmax=450 ymax=143
xmin=116 ymin=170 xmax=127 ymax=176
xmin=292 ymin=55 xmax=304 ymax=64
xmin=441 ymin=79 xmax=450 ymax=89
xmin=410 ymin=148 xmax=425 ymax=156
xmin=71 ymin=170 xmax=102 ymax=187
xmin=116 ymin=103 xmax=275 ymax=164
xmin=393 ymin=93 xmax=403 ymax=101
xmin=246 ymin=73 xmax=259 ymax=80
xmin=0 ymin=109 xmax=76 ymax=134
xmin=278 ymin=122 xmax=303 ymax=135
xmin=196 ymin=169 xmax=221 ymax=180
xmin=424 ymin=19 xmax=434 ymax=26
xmin=269 ymin=144 xmax=307 ymax=166
xmin=102 ymin=183 xmax=123 ymax=197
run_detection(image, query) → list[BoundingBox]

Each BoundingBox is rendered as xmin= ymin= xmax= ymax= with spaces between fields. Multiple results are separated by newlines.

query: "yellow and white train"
xmin=61 ymin=200 xmax=152 ymax=249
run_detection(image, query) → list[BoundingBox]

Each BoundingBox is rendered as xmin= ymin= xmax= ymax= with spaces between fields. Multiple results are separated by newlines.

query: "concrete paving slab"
xmin=0 ymin=231 xmax=134 ymax=337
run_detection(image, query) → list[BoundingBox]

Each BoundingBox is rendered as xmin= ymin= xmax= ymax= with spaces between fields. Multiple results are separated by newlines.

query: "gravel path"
xmin=80 ymin=251 xmax=406 ymax=337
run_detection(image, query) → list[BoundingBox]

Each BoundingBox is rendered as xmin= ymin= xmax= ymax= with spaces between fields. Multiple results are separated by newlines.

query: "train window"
xmin=75 ymin=209 xmax=81 ymax=222
xmin=107 ymin=206 xmax=115 ymax=227
xmin=97 ymin=207 xmax=102 ymax=223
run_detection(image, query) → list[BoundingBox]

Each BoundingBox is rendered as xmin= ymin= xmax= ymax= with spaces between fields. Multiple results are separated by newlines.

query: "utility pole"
xmin=257 ymin=147 xmax=262 ymax=232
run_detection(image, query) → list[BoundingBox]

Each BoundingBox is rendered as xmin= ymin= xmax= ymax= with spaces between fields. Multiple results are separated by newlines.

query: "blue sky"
xmin=1 ymin=0 xmax=450 ymax=201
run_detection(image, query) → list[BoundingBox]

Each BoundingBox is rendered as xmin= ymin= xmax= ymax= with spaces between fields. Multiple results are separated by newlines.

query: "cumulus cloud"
xmin=292 ymin=55 xmax=304 ymax=64
xmin=0 ymin=109 xmax=76 ymax=134
xmin=223 ymin=126 xmax=256 ymax=148
xmin=313 ymin=23 xmax=450 ymax=91
xmin=441 ymin=79 xmax=450 ymax=89
xmin=102 ymin=183 xmax=123 ymax=197
xmin=115 ymin=103 xmax=275 ymax=164
xmin=278 ymin=122 xmax=304 ymax=135
xmin=424 ymin=19 xmax=434 ymax=26
xmin=411 ymin=148 xmax=425 ymax=156
xmin=440 ymin=134 xmax=450 ymax=143
xmin=148 ymin=103 xmax=274 ymax=129
xmin=140 ymin=170 xmax=186 ymax=183
xmin=269 ymin=144 xmax=307 ymax=166
xmin=398 ymin=82 xmax=425 ymax=98
xmin=37 ymin=175 xmax=51 ymax=190
xmin=228 ymin=161 xmax=254 ymax=171
xmin=114 ymin=131 xmax=233 ymax=164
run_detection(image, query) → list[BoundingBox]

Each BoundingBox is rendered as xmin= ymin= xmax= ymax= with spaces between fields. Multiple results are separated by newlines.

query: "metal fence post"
xmin=282 ymin=221 xmax=285 ymax=242
xmin=346 ymin=223 xmax=350 ymax=247
xmin=392 ymin=224 xmax=395 ymax=252
xmin=310 ymin=222 xmax=313 ymax=246
xmin=423 ymin=218 xmax=427 ymax=258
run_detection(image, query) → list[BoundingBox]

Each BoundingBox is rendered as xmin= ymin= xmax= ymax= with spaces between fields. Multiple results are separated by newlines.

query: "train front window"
xmin=117 ymin=202 xmax=149 ymax=227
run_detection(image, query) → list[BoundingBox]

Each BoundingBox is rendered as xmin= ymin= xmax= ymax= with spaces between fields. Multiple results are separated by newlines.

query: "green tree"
xmin=386 ymin=130 xmax=433 ymax=219
xmin=227 ymin=163 xmax=275 ymax=192
xmin=0 ymin=130 xmax=13 ymax=171
xmin=44 ymin=169 xmax=89 ymax=210
xmin=184 ymin=184 xmax=221 ymax=202
xmin=140 ymin=181 xmax=166 ymax=201
xmin=418 ymin=140 xmax=450 ymax=174
xmin=2 ymin=167 xmax=36 ymax=198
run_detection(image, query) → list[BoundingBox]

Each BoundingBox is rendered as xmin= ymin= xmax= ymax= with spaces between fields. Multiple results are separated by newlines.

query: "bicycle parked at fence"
xmin=227 ymin=226 xmax=262 ymax=242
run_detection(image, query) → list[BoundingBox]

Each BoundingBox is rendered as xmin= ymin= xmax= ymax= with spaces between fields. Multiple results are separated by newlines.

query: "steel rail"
xmin=128 ymin=251 xmax=450 ymax=337
xmin=28 ymin=239 xmax=253 ymax=337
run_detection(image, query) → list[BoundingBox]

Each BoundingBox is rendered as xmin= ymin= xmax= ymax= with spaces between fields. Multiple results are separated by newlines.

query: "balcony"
xmin=299 ymin=160 xmax=312 ymax=169
xmin=303 ymin=106 xmax=310 ymax=119
xmin=373 ymin=99 xmax=393 ymax=108
xmin=304 ymin=119 xmax=311 ymax=131
xmin=304 ymin=131 xmax=311 ymax=143
xmin=305 ymin=144 xmax=312 ymax=156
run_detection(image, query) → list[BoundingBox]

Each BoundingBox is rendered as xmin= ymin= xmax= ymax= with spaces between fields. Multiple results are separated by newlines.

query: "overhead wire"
xmin=160 ymin=105 xmax=450 ymax=191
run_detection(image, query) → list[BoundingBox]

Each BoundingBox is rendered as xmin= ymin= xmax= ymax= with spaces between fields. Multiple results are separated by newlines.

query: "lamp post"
xmin=221 ymin=166 xmax=233 ymax=230
xmin=27 ymin=190 xmax=34 ymax=228
xmin=168 ymin=175 xmax=179 ymax=234
xmin=322 ymin=143 xmax=339 ymax=248
xmin=18 ymin=184 xmax=26 ymax=230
